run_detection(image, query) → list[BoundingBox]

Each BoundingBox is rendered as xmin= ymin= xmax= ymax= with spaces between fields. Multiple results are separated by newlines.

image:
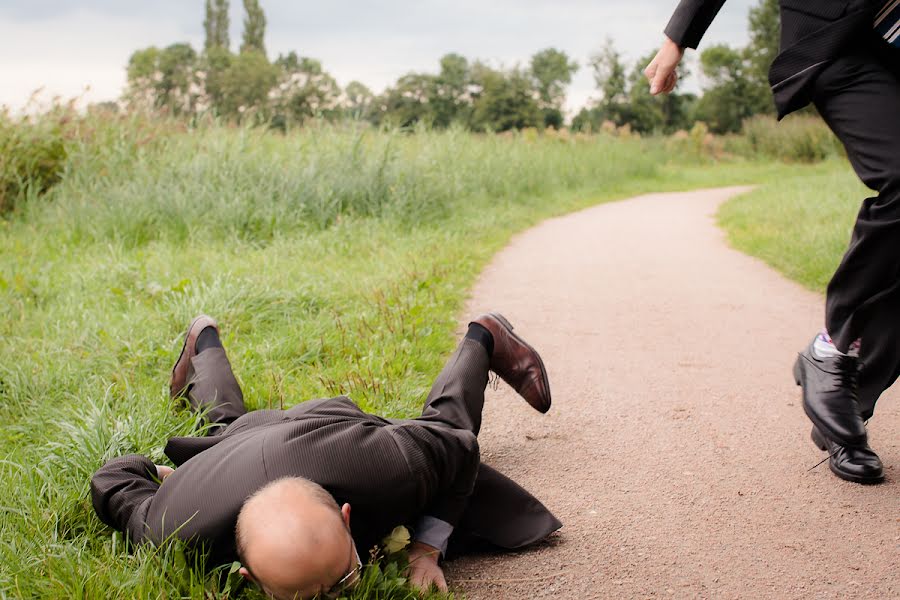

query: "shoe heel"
xmin=810 ymin=426 xmax=828 ymax=451
xmin=792 ymin=357 xmax=802 ymax=386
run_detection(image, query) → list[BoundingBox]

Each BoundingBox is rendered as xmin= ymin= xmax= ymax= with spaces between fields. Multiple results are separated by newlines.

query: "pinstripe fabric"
xmin=184 ymin=347 xmax=246 ymax=432
xmin=664 ymin=0 xmax=726 ymax=50
xmin=90 ymin=338 xmax=560 ymax=565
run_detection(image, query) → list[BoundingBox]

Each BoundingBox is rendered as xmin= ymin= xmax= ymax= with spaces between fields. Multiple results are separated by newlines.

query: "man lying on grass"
xmin=91 ymin=313 xmax=560 ymax=599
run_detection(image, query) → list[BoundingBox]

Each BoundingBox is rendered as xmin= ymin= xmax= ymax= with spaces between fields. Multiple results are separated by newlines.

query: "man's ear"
xmin=238 ymin=566 xmax=257 ymax=583
xmin=341 ymin=503 xmax=351 ymax=528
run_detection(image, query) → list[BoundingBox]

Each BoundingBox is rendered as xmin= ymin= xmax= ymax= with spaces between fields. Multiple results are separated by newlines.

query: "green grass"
xmin=718 ymin=161 xmax=867 ymax=292
xmin=0 ymin=118 xmax=835 ymax=599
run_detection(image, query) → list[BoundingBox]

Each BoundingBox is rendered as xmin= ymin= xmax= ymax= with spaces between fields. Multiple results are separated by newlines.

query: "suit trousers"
xmin=185 ymin=339 xmax=488 ymax=451
xmin=814 ymin=36 xmax=900 ymax=419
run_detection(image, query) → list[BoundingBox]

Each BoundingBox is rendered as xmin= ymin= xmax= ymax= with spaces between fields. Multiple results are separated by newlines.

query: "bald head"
xmin=236 ymin=478 xmax=355 ymax=600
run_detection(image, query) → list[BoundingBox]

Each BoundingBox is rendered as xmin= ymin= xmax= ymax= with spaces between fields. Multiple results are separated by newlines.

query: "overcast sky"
xmin=0 ymin=0 xmax=755 ymax=114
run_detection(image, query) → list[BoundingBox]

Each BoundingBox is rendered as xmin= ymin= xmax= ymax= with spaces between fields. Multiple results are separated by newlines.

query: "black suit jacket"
xmin=665 ymin=0 xmax=880 ymax=117
xmin=91 ymin=397 xmax=561 ymax=565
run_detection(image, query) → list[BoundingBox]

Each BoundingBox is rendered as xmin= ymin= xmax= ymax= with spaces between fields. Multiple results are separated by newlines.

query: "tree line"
xmin=126 ymin=0 xmax=779 ymax=134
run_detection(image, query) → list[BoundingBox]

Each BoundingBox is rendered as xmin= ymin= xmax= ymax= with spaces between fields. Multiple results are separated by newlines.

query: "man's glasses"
xmin=322 ymin=544 xmax=362 ymax=599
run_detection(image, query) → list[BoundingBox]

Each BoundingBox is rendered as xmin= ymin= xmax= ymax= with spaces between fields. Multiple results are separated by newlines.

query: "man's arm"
xmin=645 ymin=0 xmax=727 ymax=95
xmin=90 ymin=454 xmax=163 ymax=543
xmin=412 ymin=437 xmax=479 ymax=552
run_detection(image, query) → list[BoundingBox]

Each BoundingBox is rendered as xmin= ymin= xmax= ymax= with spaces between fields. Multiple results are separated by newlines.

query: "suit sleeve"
xmin=413 ymin=438 xmax=480 ymax=556
xmin=90 ymin=454 xmax=159 ymax=543
xmin=664 ymin=0 xmax=728 ymax=49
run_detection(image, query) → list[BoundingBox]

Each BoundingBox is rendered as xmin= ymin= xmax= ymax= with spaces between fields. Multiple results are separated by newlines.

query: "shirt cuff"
xmin=413 ymin=516 xmax=454 ymax=557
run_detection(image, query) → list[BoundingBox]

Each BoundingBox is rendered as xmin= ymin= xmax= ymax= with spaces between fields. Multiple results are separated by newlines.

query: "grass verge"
xmin=717 ymin=162 xmax=866 ymax=292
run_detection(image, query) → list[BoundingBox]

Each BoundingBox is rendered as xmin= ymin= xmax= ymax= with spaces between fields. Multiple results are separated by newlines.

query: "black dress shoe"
xmin=793 ymin=339 xmax=867 ymax=448
xmin=811 ymin=426 xmax=884 ymax=484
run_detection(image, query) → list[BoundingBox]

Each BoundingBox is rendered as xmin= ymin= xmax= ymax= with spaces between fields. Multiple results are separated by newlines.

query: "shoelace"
xmin=834 ymin=354 xmax=861 ymax=394
xmin=806 ymin=419 xmax=870 ymax=472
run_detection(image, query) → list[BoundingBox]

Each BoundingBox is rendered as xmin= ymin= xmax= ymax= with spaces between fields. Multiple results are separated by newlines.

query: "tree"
xmin=216 ymin=49 xmax=278 ymax=120
xmin=125 ymin=43 xmax=201 ymax=114
xmin=204 ymin=0 xmax=230 ymax=51
xmin=590 ymin=39 xmax=628 ymax=107
xmin=529 ymin=48 xmax=578 ymax=127
xmin=373 ymin=73 xmax=437 ymax=128
xmin=430 ymin=53 xmax=472 ymax=127
xmin=695 ymin=44 xmax=760 ymax=133
xmin=576 ymin=39 xmax=631 ymax=131
xmin=125 ymin=46 xmax=161 ymax=108
xmin=469 ymin=64 xmax=542 ymax=132
xmin=202 ymin=46 xmax=234 ymax=113
xmin=241 ymin=0 xmax=267 ymax=55
xmin=270 ymin=53 xmax=341 ymax=123
xmin=744 ymin=0 xmax=779 ymax=114
xmin=343 ymin=81 xmax=374 ymax=119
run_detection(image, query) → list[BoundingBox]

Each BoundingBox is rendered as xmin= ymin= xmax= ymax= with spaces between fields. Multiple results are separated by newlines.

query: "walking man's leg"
xmin=795 ymin=40 xmax=900 ymax=483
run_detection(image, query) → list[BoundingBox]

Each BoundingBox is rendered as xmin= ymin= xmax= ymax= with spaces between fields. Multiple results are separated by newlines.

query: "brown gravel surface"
xmin=445 ymin=187 xmax=899 ymax=599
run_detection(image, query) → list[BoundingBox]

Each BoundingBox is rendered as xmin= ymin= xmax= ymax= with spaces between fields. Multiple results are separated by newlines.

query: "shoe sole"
xmin=488 ymin=312 xmax=552 ymax=413
xmin=810 ymin=426 xmax=885 ymax=485
xmin=793 ymin=354 xmax=866 ymax=449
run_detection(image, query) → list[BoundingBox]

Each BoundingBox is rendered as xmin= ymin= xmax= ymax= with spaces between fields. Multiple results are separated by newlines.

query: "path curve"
xmin=446 ymin=187 xmax=899 ymax=599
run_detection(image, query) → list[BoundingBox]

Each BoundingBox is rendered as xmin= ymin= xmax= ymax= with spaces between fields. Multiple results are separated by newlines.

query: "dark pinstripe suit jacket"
xmin=665 ymin=0 xmax=881 ymax=117
xmin=91 ymin=397 xmax=560 ymax=565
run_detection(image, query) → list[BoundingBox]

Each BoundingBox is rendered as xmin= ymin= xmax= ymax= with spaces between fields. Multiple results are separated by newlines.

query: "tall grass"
xmin=0 ymin=111 xmax=831 ymax=598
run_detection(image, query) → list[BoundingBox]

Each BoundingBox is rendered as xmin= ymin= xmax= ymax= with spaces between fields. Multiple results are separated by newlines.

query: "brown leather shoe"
xmin=170 ymin=315 xmax=218 ymax=399
xmin=471 ymin=313 xmax=551 ymax=413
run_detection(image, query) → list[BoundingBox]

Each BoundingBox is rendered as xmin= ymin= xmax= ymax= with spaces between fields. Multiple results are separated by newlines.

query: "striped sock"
xmin=812 ymin=329 xmax=860 ymax=358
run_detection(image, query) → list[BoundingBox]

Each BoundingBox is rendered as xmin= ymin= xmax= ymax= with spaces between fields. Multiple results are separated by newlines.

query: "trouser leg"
xmin=185 ymin=347 xmax=247 ymax=434
xmin=388 ymin=334 xmax=490 ymax=531
xmin=813 ymin=41 xmax=900 ymax=419
xmin=416 ymin=336 xmax=490 ymax=435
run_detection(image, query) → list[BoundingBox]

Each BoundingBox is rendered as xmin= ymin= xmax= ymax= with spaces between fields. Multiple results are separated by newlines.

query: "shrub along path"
xmin=445 ymin=187 xmax=899 ymax=599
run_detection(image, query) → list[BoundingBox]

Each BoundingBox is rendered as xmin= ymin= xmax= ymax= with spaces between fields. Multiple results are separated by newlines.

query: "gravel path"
xmin=446 ymin=187 xmax=899 ymax=599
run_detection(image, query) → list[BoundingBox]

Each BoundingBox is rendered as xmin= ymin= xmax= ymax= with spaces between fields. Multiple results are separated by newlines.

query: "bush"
xmin=0 ymin=105 xmax=188 ymax=217
xmin=0 ymin=109 xmax=69 ymax=214
xmin=664 ymin=121 xmax=727 ymax=162
xmin=737 ymin=114 xmax=843 ymax=162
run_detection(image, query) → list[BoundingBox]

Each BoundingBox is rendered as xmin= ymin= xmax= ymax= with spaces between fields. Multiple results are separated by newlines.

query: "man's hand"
xmin=407 ymin=542 xmax=447 ymax=593
xmin=644 ymin=36 xmax=685 ymax=95
xmin=155 ymin=465 xmax=174 ymax=482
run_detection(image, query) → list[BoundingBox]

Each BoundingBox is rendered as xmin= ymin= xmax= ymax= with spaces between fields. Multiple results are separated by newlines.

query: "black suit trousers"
xmin=814 ymin=37 xmax=900 ymax=419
